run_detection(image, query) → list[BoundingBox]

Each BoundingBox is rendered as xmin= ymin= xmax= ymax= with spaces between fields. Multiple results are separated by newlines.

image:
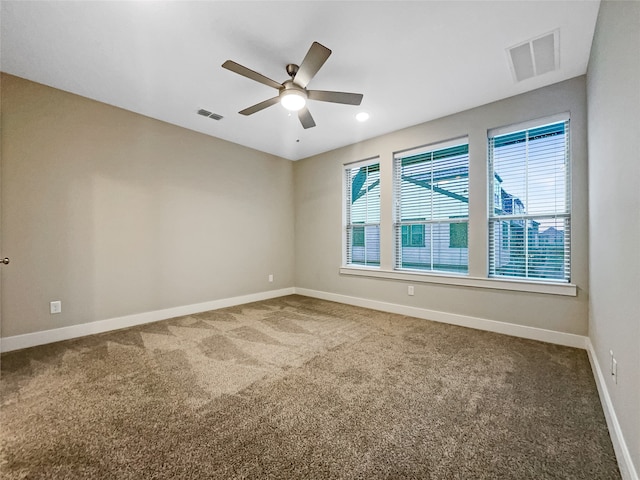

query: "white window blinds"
xmin=394 ymin=139 xmax=469 ymax=274
xmin=345 ymin=161 xmax=380 ymax=267
xmin=488 ymin=116 xmax=570 ymax=282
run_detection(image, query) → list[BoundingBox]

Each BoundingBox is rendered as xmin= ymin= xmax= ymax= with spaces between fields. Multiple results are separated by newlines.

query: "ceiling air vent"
xmin=507 ymin=30 xmax=559 ymax=82
xmin=197 ymin=109 xmax=223 ymax=120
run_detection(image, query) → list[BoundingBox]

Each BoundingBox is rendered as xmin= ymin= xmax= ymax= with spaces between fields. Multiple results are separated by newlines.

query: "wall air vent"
xmin=197 ymin=109 xmax=223 ymax=120
xmin=507 ymin=30 xmax=559 ymax=82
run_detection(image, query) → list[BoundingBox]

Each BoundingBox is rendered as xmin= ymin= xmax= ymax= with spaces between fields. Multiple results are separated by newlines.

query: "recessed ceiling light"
xmin=356 ymin=112 xmax=370 ymax=122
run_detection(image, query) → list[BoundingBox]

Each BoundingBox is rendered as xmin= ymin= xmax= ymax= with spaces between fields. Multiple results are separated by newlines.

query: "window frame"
xmin=393 ymin=137 xmax=470 ymax=275
xmin=487 ymin=113 xmax=571 ymax=284
xmin=343 ymin=157 xmax=381 ymax=268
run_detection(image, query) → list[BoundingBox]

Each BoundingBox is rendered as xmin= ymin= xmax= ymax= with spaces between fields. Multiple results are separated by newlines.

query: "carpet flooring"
xmin=0 ymin=295 xmax=620 ymax=479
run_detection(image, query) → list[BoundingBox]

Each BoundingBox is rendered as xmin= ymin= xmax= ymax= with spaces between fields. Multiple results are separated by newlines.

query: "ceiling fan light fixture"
xmin=280 ymin=90 xmax=306 ymax=111
xmin=223 ymin=42 xmax=363 ymax=129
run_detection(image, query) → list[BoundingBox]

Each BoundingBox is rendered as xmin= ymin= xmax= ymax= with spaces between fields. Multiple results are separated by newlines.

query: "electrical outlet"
xmin=408 ymin=285 xmax=414 ymax=296
xmin=268 ymin=274 xmax=274 ymax=283
xmin=50 ymin=301 xmax=62 ymax=314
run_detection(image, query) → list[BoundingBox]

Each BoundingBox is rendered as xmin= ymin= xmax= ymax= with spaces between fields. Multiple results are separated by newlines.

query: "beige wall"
xmin=1 ymin=73 xmax=294 ymax=338
xmin=1 ymin=75 xmax=591 ymax=339
xmin=587 ymin=1 xmax=640 ymax=475
xmin=294 ymin=76 xmax=589 ymax=335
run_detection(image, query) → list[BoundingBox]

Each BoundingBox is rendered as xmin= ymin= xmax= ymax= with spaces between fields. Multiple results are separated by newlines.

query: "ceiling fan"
xmin=222 ymin=41 xmax=363 ymax=129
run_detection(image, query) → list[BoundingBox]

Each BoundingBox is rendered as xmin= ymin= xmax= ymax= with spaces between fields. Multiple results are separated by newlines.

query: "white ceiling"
xmin=1 ymin=1 xmax=600 ymax=161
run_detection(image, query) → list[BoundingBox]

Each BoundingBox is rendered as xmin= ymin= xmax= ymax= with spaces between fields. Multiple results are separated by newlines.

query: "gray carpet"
xmin=0 ymin=295 xmax=620 ymax=479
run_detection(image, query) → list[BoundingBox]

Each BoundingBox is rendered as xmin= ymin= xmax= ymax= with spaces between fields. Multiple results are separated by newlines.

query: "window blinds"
xmin=345 ymin=161 xmax=380 ymax=267
xmin=394 ymin=140 xmax=469 ymax=274
xmin=488 ymin=117 xmax=571 ymax=282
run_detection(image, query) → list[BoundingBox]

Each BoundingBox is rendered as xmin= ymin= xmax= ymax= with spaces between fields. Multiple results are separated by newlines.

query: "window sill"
xmin=339 ymin=266 xmax=577 ymax=296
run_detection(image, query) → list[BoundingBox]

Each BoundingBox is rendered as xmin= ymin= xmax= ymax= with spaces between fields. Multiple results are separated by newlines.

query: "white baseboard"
xmin=0 ymin=287 xmax=295 ymax=353
xmin=294 ymin=287 xmax=588 ymax=349
xmin=586 ymin=339 xmax=639 ymax=480
xmin=2 ymin=286 xmax=586 ymax=353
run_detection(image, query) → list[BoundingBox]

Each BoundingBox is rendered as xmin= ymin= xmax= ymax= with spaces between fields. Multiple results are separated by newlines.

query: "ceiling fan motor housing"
xmin=281 ymin=80 xmax=306 ymax=96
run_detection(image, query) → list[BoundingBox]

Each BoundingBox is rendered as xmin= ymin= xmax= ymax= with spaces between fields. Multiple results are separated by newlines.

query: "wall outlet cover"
xmin=50 ymin=301 xmax=62 ymax=314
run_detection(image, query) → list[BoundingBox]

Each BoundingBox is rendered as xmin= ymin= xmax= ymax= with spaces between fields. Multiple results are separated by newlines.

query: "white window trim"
xmin=395 ymin=136 xmax=470 ymax=160
xmin=488 ymin=112 xmax=570 ymax=137
xmin=339 ymin=265 xmax=577 ymax=296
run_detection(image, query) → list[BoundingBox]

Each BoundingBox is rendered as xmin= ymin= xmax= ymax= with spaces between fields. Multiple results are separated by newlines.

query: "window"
xmin=401 ymin=223 xmax=425 ymax=247
xmin=449 ymin=222 xmax=468 ymax=248
xmin=488 ymin=115 xmax=570 ymax=282
xmin=394 ymin=139 xmax=469 ymax=274
xmin=345 ymin=160 xmax=380 ymax=267
xmin=352 ymin=225 xmax=365 ymax=247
